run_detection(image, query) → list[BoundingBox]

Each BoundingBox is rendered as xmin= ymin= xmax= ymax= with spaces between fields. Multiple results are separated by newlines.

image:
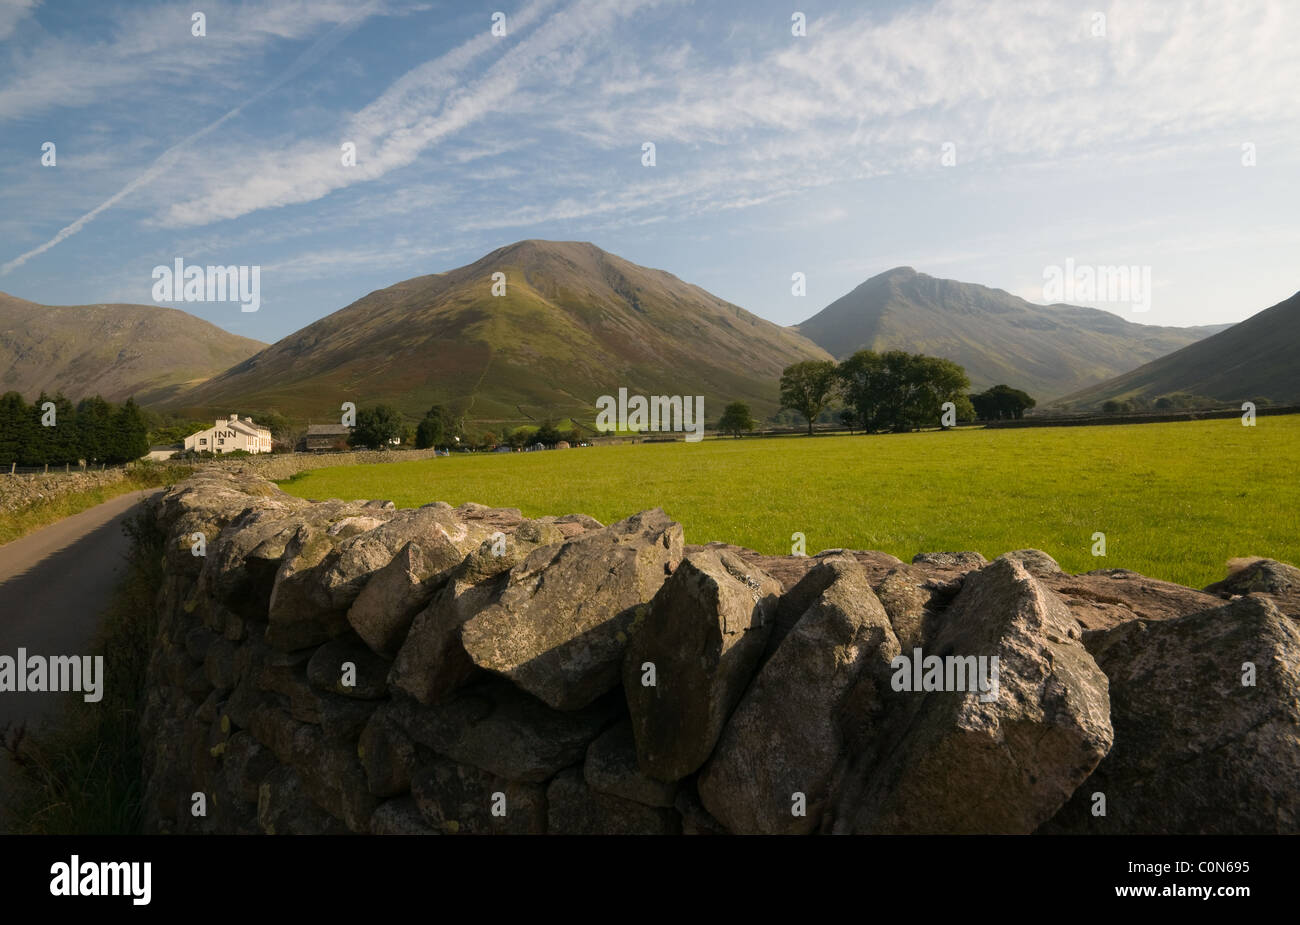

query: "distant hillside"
xmin=0 ymin=292 xmax=266 ymax=404
xmin=795 ymin=267 xmax=1229 ymax=401
xmin=1055 ymin=290 xmax=1300 ymax=409
xmin=167 ymin=240 xmax=832 ymax=426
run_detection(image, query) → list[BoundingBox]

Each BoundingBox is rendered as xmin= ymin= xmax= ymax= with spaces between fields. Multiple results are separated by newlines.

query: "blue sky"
xmin=1 ymin=0 xmax=1297 ymax=343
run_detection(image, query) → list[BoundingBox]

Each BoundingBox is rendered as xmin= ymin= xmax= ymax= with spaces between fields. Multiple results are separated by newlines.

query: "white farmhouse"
xmin=184 ymin=415 xmax=273 ymax=455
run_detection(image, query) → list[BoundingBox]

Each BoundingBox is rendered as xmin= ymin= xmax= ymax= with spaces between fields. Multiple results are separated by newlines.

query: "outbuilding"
xmin=302 ymin=423 xmax=352 ymax=451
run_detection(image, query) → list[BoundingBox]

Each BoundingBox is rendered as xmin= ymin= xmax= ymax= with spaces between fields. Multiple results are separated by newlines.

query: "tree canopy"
xmin=415 ymin=404 xmax=449 ymax=449
xmin=0 ymin=392 xmax=150 ymax=465
xmin=349 ymin=404 xmax=404 ymax=449
xmin=970 ymin=384 xmax=1037 ymax=421
xmin=717 ymin=401 xmax=756 ymax=437
xmin=533 ymin=420 xmax=563 ymax=446
xmin=779 ymin=360 xmax=840 ymax=435
xmin=836 ymin=350 xmax=971 ymax=433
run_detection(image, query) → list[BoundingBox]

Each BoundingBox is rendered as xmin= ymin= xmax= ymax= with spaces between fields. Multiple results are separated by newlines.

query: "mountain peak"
xmin=167 ymin=241 xmax=830 ymax=422
xmin=493 ymin=239 xmax=606 ymax=261
xmin=795 ymin=268 xmax=1225 ymax=400
xmin=466 ymin=239 xmax=621 ymax=283
xmin=0 ymin=296 xmax=264 ymax=403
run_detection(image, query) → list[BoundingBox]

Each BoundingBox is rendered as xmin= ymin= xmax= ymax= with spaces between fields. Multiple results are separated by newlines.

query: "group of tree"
xmin=780 ymin=351 xmax=975 ymax=435
xmin=501 ymin=419 xmax=584 ymax=449
xmin=1101 ymin=393 xmax=1230 ymax=414
xmin=351 ymin=403 xmax=587 ymax=451
xmin=349 ymin=404 xmax=406 ymax=450
xmin=969 ymin=384 xmax=1036 ymax=421
xmin=0 ymin=392 xmax=150 ymax=466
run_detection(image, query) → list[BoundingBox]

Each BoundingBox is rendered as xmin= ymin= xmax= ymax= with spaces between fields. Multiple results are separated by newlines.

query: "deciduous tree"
xmin=780 ymin=360 xmax=840 ymax=435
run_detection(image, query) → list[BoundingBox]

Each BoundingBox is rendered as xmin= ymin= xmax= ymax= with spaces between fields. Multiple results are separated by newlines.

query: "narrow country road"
xmin=0 ymin=488 xmax=160 ymax=737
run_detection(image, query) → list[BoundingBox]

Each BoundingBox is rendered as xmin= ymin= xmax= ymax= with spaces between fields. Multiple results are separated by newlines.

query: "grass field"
xmin=278 ymin=416 xmax=1300 ymax=588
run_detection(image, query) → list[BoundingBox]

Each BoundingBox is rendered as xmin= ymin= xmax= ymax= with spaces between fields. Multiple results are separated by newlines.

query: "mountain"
xmin=0 ymin=292 xmax=266 ymax=405
xmin=166 ymin=240 xmax=832 ymax=425
xmin=1055 ymin=290 xmax=1300 ymax=409
xmin=795 ymin=267 xmax=1230 ymax=401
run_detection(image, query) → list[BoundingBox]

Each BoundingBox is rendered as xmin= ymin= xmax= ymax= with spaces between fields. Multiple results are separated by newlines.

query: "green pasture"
xmin=277 ymin=416 xmax=1300 ymax=588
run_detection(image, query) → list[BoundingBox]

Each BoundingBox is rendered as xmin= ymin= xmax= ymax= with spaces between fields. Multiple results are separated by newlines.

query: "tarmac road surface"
xmin=0 ymin=489 xmax=160 ymax=829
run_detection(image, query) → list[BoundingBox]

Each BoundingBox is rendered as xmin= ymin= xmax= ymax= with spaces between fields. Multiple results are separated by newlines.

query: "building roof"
xmin=226 ymin=418 xmax=271 ymax=437
xmin=306 ymin=424 xmax=352 ymax=436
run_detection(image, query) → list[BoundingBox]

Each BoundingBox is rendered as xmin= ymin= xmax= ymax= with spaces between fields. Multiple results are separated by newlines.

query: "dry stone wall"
xmin=0 ymin=467 xmax=135 ymax=515
xmin=139 ymin=469 xmax=1300 ymax=834
xmin=0 ymin=448 xmax=440 ymax=516
xmin=204 ymin=447 xmax=444 ymax=481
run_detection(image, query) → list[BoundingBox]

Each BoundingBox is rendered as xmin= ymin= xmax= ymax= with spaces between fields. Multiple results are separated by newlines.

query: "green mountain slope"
xmin=0 ymin=292 xmax=266 ymax=404
xmin=795 ymin=267 xmax=1229 ymax=400
xmin=165 ymin=240 xmax=832 ymax=425
xmin=1055 ymin=290 xmax=1300 ymax=409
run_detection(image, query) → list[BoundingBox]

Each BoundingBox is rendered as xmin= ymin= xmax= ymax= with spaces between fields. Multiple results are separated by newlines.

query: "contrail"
xmin=1 ymin=2 xmax=381 ymax=276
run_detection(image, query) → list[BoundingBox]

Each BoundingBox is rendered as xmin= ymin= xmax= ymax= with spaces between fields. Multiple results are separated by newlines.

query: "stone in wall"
xmin=547 ymin=766 xmax=680 ymax=835
xmin=1041 ymin=596 xmax=1300 ymax=834
xmin=1204 ymin=556 xmax=1300 ymax=620
xmin=584 ymin=720 xmax=678 ymax=809
xmin=698 ymin=556 xmax=900 ymax=834
xmin=388 ymin=519 xmax=570 ymax=704
xmin=623 ymin=549 xmax=781 ymax=782
xmin=411 ymin=756 xmax=547 ymax=834
xmin=398 ymin=680 xmax=621 ymax=783
xmin=346 ymin=541 xmax=455 ymax=658
xmin=834 ymin=556 xmax=1114 ymax=834
xmin=460 ymin=509 xmax=684 ymax=711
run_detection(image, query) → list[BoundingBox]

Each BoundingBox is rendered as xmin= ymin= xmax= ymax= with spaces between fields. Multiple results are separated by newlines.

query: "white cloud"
xmin=261 ymin=238 xmax=451 ymax=281
xmin=151 ymin=0 xmax=667 ymax=227
xmin=0 ymin=0 xmax=38 ymax=41
xmin=0 ymin=0 xmax=405 ymax=121
xmin=0 ymin=1 xmax=396 ymax=274
xmin=8 ymin=0 xmax=1299 ymax=301
xmin=140 ymin=0 xmax=1300 ymax=238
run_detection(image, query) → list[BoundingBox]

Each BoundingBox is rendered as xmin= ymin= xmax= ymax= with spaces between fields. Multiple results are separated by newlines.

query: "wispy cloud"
xmin=0 ymin=0 xmax=403 ymax=120
xmin=0 ymin=1 xmax=390 ymax=274
xmin=0 ymin=0 xmax=38 ymax=41
xmin=4 ymin=0 xmax=1296 ymax=330
xmin=137 ymin=0 xmax=1300 ymax=237
xmin=150 ymin=0 xmax=666 ymax=227
xmin=262 ymin=237 xmax=452 ymax=281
